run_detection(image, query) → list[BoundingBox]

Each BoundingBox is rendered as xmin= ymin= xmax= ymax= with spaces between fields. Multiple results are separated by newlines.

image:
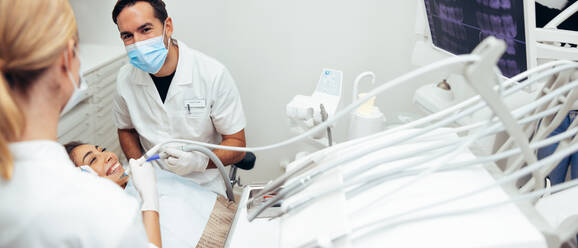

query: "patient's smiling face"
xmin=69 ymin=144 xmax=129 ymax=187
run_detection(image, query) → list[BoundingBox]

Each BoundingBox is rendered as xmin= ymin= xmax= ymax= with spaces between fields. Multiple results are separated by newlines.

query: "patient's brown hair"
xmin=64 ymin=141 xmax=86 ymax=161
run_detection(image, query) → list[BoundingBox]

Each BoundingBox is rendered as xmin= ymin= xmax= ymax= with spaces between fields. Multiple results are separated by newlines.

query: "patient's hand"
xmin=129 ymin=158 xmax=159 ymax=212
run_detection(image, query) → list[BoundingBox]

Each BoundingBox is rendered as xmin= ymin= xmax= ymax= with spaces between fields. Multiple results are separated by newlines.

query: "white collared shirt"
xmin=0 ymin=140 xmax=149 ymax=247
xmin=113 ymin=40 xmax=246 ymax=192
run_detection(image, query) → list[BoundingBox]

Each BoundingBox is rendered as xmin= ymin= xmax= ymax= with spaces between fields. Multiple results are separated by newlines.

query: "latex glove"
xmin=161 ymin=147 xmax=209 ymax=176
xmin=129 ymin=158 xmax=159 ymax=212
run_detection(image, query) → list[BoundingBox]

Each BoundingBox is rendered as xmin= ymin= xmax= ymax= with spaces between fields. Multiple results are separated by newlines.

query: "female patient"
xmin=64 ymin=142 xmax=236 ymax=248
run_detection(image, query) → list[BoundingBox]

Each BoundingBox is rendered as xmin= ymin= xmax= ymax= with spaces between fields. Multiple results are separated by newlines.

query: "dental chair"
xmin=230 ymin=152 xmax=256 ymax=188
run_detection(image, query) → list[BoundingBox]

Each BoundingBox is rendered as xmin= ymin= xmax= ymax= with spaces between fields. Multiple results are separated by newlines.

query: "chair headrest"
xmin=234 ymin=152 xmax=256 ymax=170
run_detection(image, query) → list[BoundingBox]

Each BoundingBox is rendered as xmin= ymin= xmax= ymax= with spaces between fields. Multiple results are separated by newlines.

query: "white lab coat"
xmin=114 ymin=40 xmax=246 ymax=196
xmin=0 ymin=141 xmax=149 ymax=247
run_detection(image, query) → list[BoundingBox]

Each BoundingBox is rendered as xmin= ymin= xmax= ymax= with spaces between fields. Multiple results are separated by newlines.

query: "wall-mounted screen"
xmin=424 ymin=0 xmax=527 ymax=77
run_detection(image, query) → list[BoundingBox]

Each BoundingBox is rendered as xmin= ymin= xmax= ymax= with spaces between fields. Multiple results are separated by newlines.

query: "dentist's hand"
xmin=161 ymin=148 xmax=209 ymax=176
xmin=129 ymin=158 xmax=159 ymax=212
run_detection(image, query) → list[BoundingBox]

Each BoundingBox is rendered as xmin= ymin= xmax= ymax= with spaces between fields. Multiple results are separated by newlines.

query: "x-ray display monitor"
xmin=423 ymin=0 xmax=527 ymax=77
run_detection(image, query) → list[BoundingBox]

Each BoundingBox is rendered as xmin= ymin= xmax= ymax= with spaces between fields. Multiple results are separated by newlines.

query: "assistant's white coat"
xmin=0 ymin=141 xmax=149 ymax=247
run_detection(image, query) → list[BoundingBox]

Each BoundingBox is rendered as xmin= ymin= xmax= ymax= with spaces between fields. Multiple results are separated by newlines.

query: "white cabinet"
xmin=58 ymin=44 xmax=128 ymax=162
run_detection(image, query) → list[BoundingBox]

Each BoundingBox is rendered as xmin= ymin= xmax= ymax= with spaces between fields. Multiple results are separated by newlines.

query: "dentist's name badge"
xmin=184 ymin=98 xmax=206 ymax=118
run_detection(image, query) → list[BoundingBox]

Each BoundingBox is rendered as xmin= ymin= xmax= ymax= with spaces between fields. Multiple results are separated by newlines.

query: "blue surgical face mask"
xmin=125 ymin=24 xmax=170 ymax=74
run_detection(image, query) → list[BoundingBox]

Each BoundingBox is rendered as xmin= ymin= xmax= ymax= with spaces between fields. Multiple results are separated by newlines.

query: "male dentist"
xmin=112 ymin=0 xmax=246 ymax=196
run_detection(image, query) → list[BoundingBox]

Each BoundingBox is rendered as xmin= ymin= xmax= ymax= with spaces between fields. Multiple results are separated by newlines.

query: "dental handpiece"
xmin=146 ymin=154 xmax=161 ymax=162
xmin=123 ymin=153 xmax=168 ymax=178
xmin=145 ymin=152 xmax=169 ymax=162
xmin=320 ymin=104 xmax=333 ymax=146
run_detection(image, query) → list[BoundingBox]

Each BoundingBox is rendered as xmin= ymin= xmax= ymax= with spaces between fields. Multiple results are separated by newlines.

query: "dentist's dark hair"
xmin=0 ymin=0 xmax=78 ymax=180
xmin=112 ymin=0 xmax=169 ymax=25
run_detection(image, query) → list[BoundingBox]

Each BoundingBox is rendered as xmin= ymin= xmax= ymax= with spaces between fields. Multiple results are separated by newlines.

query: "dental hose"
xmin=181 ymin=145 xmax=236 ymax=203
xmin=143 ymin=145 xmax=236 ymax=202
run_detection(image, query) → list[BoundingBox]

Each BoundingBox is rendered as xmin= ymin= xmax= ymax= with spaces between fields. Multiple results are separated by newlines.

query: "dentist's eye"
xmin=122 ymin=34 xmax=133 ymax=40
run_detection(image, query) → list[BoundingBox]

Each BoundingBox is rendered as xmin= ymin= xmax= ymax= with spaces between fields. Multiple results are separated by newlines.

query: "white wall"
xmin=70 ymin=0 xmax=121 ymax=46
xmin=73 ymin=0 xmax=423 ymax=184
xmin=175 ymin=0 xmax=422 ymax=184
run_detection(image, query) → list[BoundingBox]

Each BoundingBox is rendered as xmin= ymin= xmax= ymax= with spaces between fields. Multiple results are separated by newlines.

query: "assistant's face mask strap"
xmin=61 ymin=48 xmax=87 ymax=116
xmin=64 ymin=48 xmax=79 ymax=90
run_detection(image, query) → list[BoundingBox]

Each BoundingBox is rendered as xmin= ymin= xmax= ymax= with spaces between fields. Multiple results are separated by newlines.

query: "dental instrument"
xmin=270 ymin=39 xmax=578 ymax=247
xmin=145 ymin=154 xmax=161 ymax=162
xmin=320 ymin=104 xmax=332 ymax=146
xmin=250 ymin=60 xmax=578 ymax=207
xmin=283 ymin=71 xmax=578 ymax=223
xmin=247 ymin=60 xmax=576 ymax=206
xmin=246 ymin=40 xmax=578 ymax=222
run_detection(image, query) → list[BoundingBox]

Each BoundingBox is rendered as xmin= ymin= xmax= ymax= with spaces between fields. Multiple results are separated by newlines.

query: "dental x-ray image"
xmin=424 ymin=0 xmax=526 ymax=77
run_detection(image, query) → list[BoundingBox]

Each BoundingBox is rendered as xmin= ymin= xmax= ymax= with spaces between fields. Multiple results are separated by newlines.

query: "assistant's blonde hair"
xmin=0 ymin=0 xmax=78 ymax=180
